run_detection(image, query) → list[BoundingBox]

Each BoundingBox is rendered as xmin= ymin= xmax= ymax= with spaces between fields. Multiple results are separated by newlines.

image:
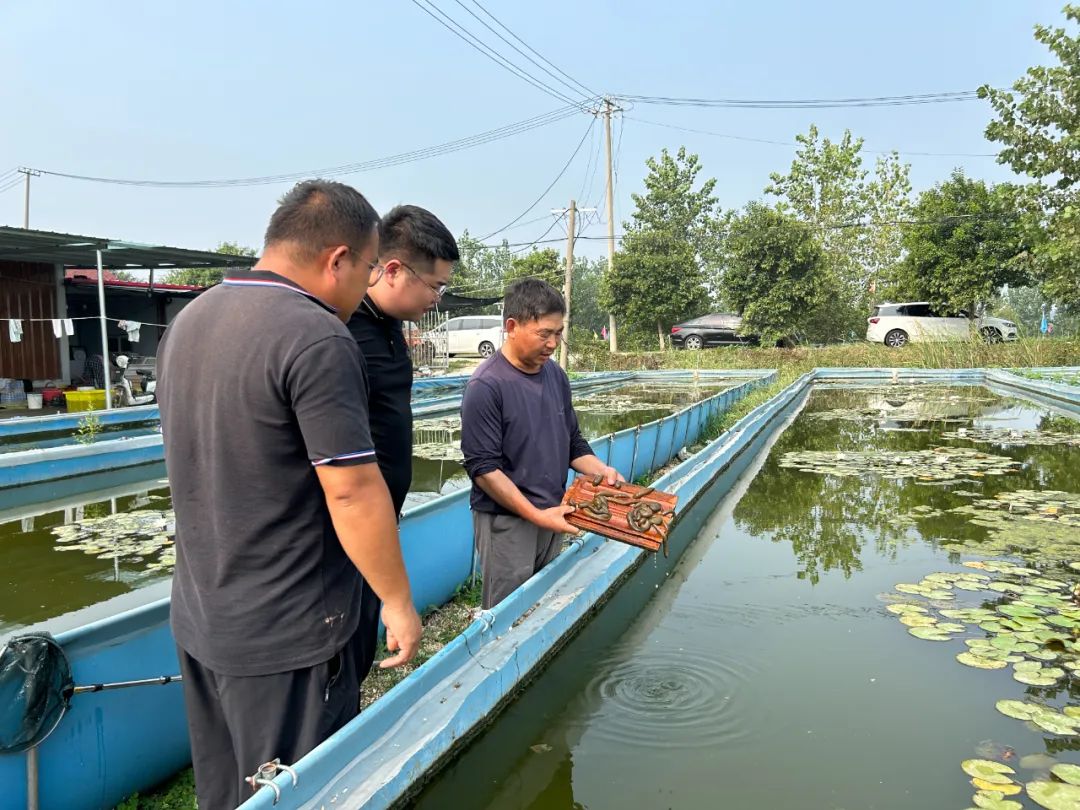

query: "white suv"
xmin=866 ymin=302 xmax=1018 ymax=348
xmin=423 ymin=316 xmax=504 ymax=357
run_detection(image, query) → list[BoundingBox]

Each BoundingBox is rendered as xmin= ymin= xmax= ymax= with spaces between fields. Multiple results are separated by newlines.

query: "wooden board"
xmin=561 ymin=475 xmax=678 ymax=553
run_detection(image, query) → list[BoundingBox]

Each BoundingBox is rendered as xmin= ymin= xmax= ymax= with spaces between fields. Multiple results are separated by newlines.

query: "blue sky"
xmin=0 ymin=1 xmax=1066 ymax=260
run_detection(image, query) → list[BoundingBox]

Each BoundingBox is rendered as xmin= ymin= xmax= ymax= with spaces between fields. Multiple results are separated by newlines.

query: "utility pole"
xmin=560 ymin=199 xmax=576 ymax=370
xmin=18 ymin=167 xmax=41 ymax=229
xmin=602 ymin=98 xmax=619 ymax=352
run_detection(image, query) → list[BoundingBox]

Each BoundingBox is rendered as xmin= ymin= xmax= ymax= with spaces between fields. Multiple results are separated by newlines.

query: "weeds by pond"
xmin=578 ymin=336 xmax=1080 ymax=373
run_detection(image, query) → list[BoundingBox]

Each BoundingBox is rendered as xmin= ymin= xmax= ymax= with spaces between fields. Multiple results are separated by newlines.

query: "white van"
xmin=424 ymin=316 xmax=504 ymax=358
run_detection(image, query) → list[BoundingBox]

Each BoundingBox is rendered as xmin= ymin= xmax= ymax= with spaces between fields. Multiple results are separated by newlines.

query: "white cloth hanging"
xmin=51 ymin=319 xmax=62 ymax=338
xmin=118 ymin=320 xmax=142 ymax=343
xmin=64 ymin=318 xmax=75 ymax=336
xmin=8 ymin=320 xmax=23 ymax=343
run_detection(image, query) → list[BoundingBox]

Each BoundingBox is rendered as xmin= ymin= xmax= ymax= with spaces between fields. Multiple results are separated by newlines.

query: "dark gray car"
xmin=670 ymin=314 xmax=757 ymax=349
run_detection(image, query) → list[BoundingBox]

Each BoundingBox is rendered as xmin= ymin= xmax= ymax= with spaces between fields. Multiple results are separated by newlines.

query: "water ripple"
xmin=580 ymin=648 xmax=756 ymax=750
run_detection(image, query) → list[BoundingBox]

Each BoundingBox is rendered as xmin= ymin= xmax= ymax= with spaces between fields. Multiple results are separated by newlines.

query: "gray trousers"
xmin=177 ymin=633 xmax=361 ymax=810
xmin=474 ymin=511 xmax=563 ymax=609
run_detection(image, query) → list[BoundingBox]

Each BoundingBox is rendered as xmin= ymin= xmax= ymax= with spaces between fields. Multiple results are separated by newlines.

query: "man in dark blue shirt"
xmin=461 ymin=278 xmax=623 ymax=609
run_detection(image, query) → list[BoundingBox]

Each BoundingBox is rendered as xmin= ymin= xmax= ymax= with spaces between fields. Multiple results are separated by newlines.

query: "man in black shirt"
xmin=347 ymin=205 xmax=459 ymax=516
xmin=159 ymin=181 xmax=422 ymax=810
xmin=347 ymin=205 xmax=458 ymax=682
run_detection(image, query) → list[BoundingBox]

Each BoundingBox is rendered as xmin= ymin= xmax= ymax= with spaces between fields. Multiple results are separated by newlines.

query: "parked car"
xmin=866 ymin=302 xmax=1018 ymax=348
xmin=670 ymin=313 xmax=756 ymax=350
xmin=423 ymin=315 xmax=504 ymax=357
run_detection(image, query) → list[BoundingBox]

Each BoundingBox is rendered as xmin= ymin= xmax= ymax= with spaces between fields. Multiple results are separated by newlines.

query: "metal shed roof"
xmin=0 ymin=226 xmax=258 ymax=270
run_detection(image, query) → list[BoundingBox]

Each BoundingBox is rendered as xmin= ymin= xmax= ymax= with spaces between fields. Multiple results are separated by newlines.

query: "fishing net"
xmin=0 ymin=633 xmax=72 ymax=753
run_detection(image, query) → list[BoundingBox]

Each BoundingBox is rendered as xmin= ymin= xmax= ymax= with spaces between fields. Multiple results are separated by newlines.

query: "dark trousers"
xmin=177 ymin=635 xmax=361 ymax=810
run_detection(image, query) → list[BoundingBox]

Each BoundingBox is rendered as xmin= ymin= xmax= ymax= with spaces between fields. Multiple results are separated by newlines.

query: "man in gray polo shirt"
xmin=461 ymin=278 xmax=623 ymax=609
xmin=158 ymin=180 xmax=421 ymax=809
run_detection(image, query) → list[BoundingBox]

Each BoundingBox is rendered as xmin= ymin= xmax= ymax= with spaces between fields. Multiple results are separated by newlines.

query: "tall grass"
xmin=581 ymin=337 xmax=1080 ymax=373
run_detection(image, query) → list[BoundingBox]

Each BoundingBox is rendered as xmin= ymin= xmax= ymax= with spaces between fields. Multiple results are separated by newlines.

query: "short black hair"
xmin=264 ymin=179 xmax=379 ymax=261
xmin=503 ymin=278 xmax=565 ymax=324
xmin=379 ymin=204 xmax=460 ymax=267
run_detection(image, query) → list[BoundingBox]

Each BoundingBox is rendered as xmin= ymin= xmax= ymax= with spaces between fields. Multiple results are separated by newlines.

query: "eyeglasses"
xmin=530 ymin=328 xmax=564 ymax=343
xmin=349 ymin=248 xmax=385 ymax=286
xmin=400 ymin=260 xmax=448 ymax=299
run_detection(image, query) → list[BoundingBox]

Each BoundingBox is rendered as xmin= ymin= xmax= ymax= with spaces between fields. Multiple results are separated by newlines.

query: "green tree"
xmin=766 ymin=126 xmax=913 ymax=338
xmin=569 ymin=256 xmax=607 ymax=335
xmin=980 ymin=5 xmax=1080 ymax=309
xmin=718 ymin=203 xmax=829 ymax=344
xmin=453 ymin=231 xmax=513 ymax=298
xmin=602 ymin=147 xmax=717 ymax=348
xmin=893 ymin=171 xmax=1037 ymax=315
xmin=863 ymin=152 xmax=914 ymax=301
xmin=505 ymin=247 xmax=560 ymax=286
xmin=166 ymin=241 xmax=256 ymax=287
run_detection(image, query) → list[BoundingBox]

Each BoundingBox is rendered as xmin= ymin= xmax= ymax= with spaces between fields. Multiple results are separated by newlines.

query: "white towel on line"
xmin=8 ymin=320 xmax=23 ymax=343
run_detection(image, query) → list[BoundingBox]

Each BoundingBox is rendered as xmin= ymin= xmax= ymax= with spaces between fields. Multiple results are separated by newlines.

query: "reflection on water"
xmin=412 ymin=385 xmax=1080 ymax=810
xmin=0 ymin=478 xmax=173 ymax=635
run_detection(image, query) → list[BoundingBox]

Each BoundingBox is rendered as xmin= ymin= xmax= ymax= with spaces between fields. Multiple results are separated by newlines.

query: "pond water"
xmin=0 ymin=475 xmax=174 ymax=637
xmin=0 ymin=381 xmax=740 ymax=635
xmin=412 ymin=384 xmax=1080 ymax=810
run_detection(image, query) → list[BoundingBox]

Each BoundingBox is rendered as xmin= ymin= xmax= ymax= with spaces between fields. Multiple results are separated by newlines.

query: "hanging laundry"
xmin=8 ymin=319 xmax=23 ymax=343
xmin=52 ymin=319 xmax=62 ymax=338
xmin=63 ymin=318 xmax=75 ymax=336
xmin=118 ymin=320 xmax=142 ymax=343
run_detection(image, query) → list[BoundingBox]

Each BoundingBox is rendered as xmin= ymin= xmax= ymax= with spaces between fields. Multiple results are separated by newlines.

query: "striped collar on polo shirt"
xmin=221 ymin=270 xmax=338 ymax=314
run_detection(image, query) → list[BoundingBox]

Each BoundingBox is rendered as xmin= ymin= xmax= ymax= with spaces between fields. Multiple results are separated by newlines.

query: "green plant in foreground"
xmin=74 ymin=413 xmax=103 ymax=445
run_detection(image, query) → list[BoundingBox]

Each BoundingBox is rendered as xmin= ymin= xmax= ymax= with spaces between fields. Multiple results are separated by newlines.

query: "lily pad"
xmin=1028 ymin=780 xmax=1080 ymax=809
xmin=997 ymin=700 xmax=1039 ymax=721
xmin=958 ymin=653 xmax=1008 ymax=670
xmin=972 ymin=779 xmax=1022 ymax=795
xmin=962 ymin=759 xmax=1017 ymax=784
xmin=909 ymin=626 xmax=953 ymax=641
xmin=1051 ymin=764 xmax=1080 ymax=787
xmin=886 ymin=603 xmax=927 ymax=615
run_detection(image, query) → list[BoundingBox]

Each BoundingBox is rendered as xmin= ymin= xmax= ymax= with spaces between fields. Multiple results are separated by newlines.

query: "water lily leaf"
xmin=939 ymin=623 xmax=967 ymax=633
xmin=997 ymin=700 xmax=1039 ymax=721
xmin=1016 ymin=672 xmax=1060 ymax=687
xmin=899 ymin=614 xmax=938 ymax=627
xmin=895 ymin=583 xmax=926 ymax=595
xmin=1032 ymin=713 xmax=1078 ymax=735
xmin=1015 ymin=661 xmax=1044 ymax=672
xmin=958 ymin=653 xmax=1007 ymax=669
xmin=1051 ymin=764 xmax=1080 ymax=786
xmin=886 ymin=603 xmax=927 ymax=615
xmin=973 ymin=789 xmax=1021 ymax=809
xmin=962 ymin=759 xmax=1017 ymax=783
xmin=910 ymin=626 xmax=952 ymax=641
xmin=1028 ymin=780 xmax=1080 ymax=809
xmin=1064 ymin=707 xmax=1080 ymax=719
xmin=972 ymin=779 xmax=1022 ymax=795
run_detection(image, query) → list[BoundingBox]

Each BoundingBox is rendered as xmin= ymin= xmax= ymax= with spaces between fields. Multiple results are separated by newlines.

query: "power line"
xmin=466 ymin=0 xmax=599 ymax=99
xmin=615 ymin=90 xmax=983 ymax=109
xmin=31 ymin=106 xmax=581 ymax=188
xmin=449 ymin=0 xmax=592 ymax=103
xmin=626 ymin=115 xmax=999 ymax=158
xmin=0 ymin=176 xmax=23 ymax=194
xmin=478 ymin=118 xmax=595 ymax=240
xmin=410 ymin=0 xmax=588 ymax=109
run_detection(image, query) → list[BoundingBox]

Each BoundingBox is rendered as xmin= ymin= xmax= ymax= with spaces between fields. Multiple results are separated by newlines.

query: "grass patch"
xmin=583 ymin=337 xmax=1080 ymax=373
xmin=115 ymin=769 xmax=194 ymax=810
